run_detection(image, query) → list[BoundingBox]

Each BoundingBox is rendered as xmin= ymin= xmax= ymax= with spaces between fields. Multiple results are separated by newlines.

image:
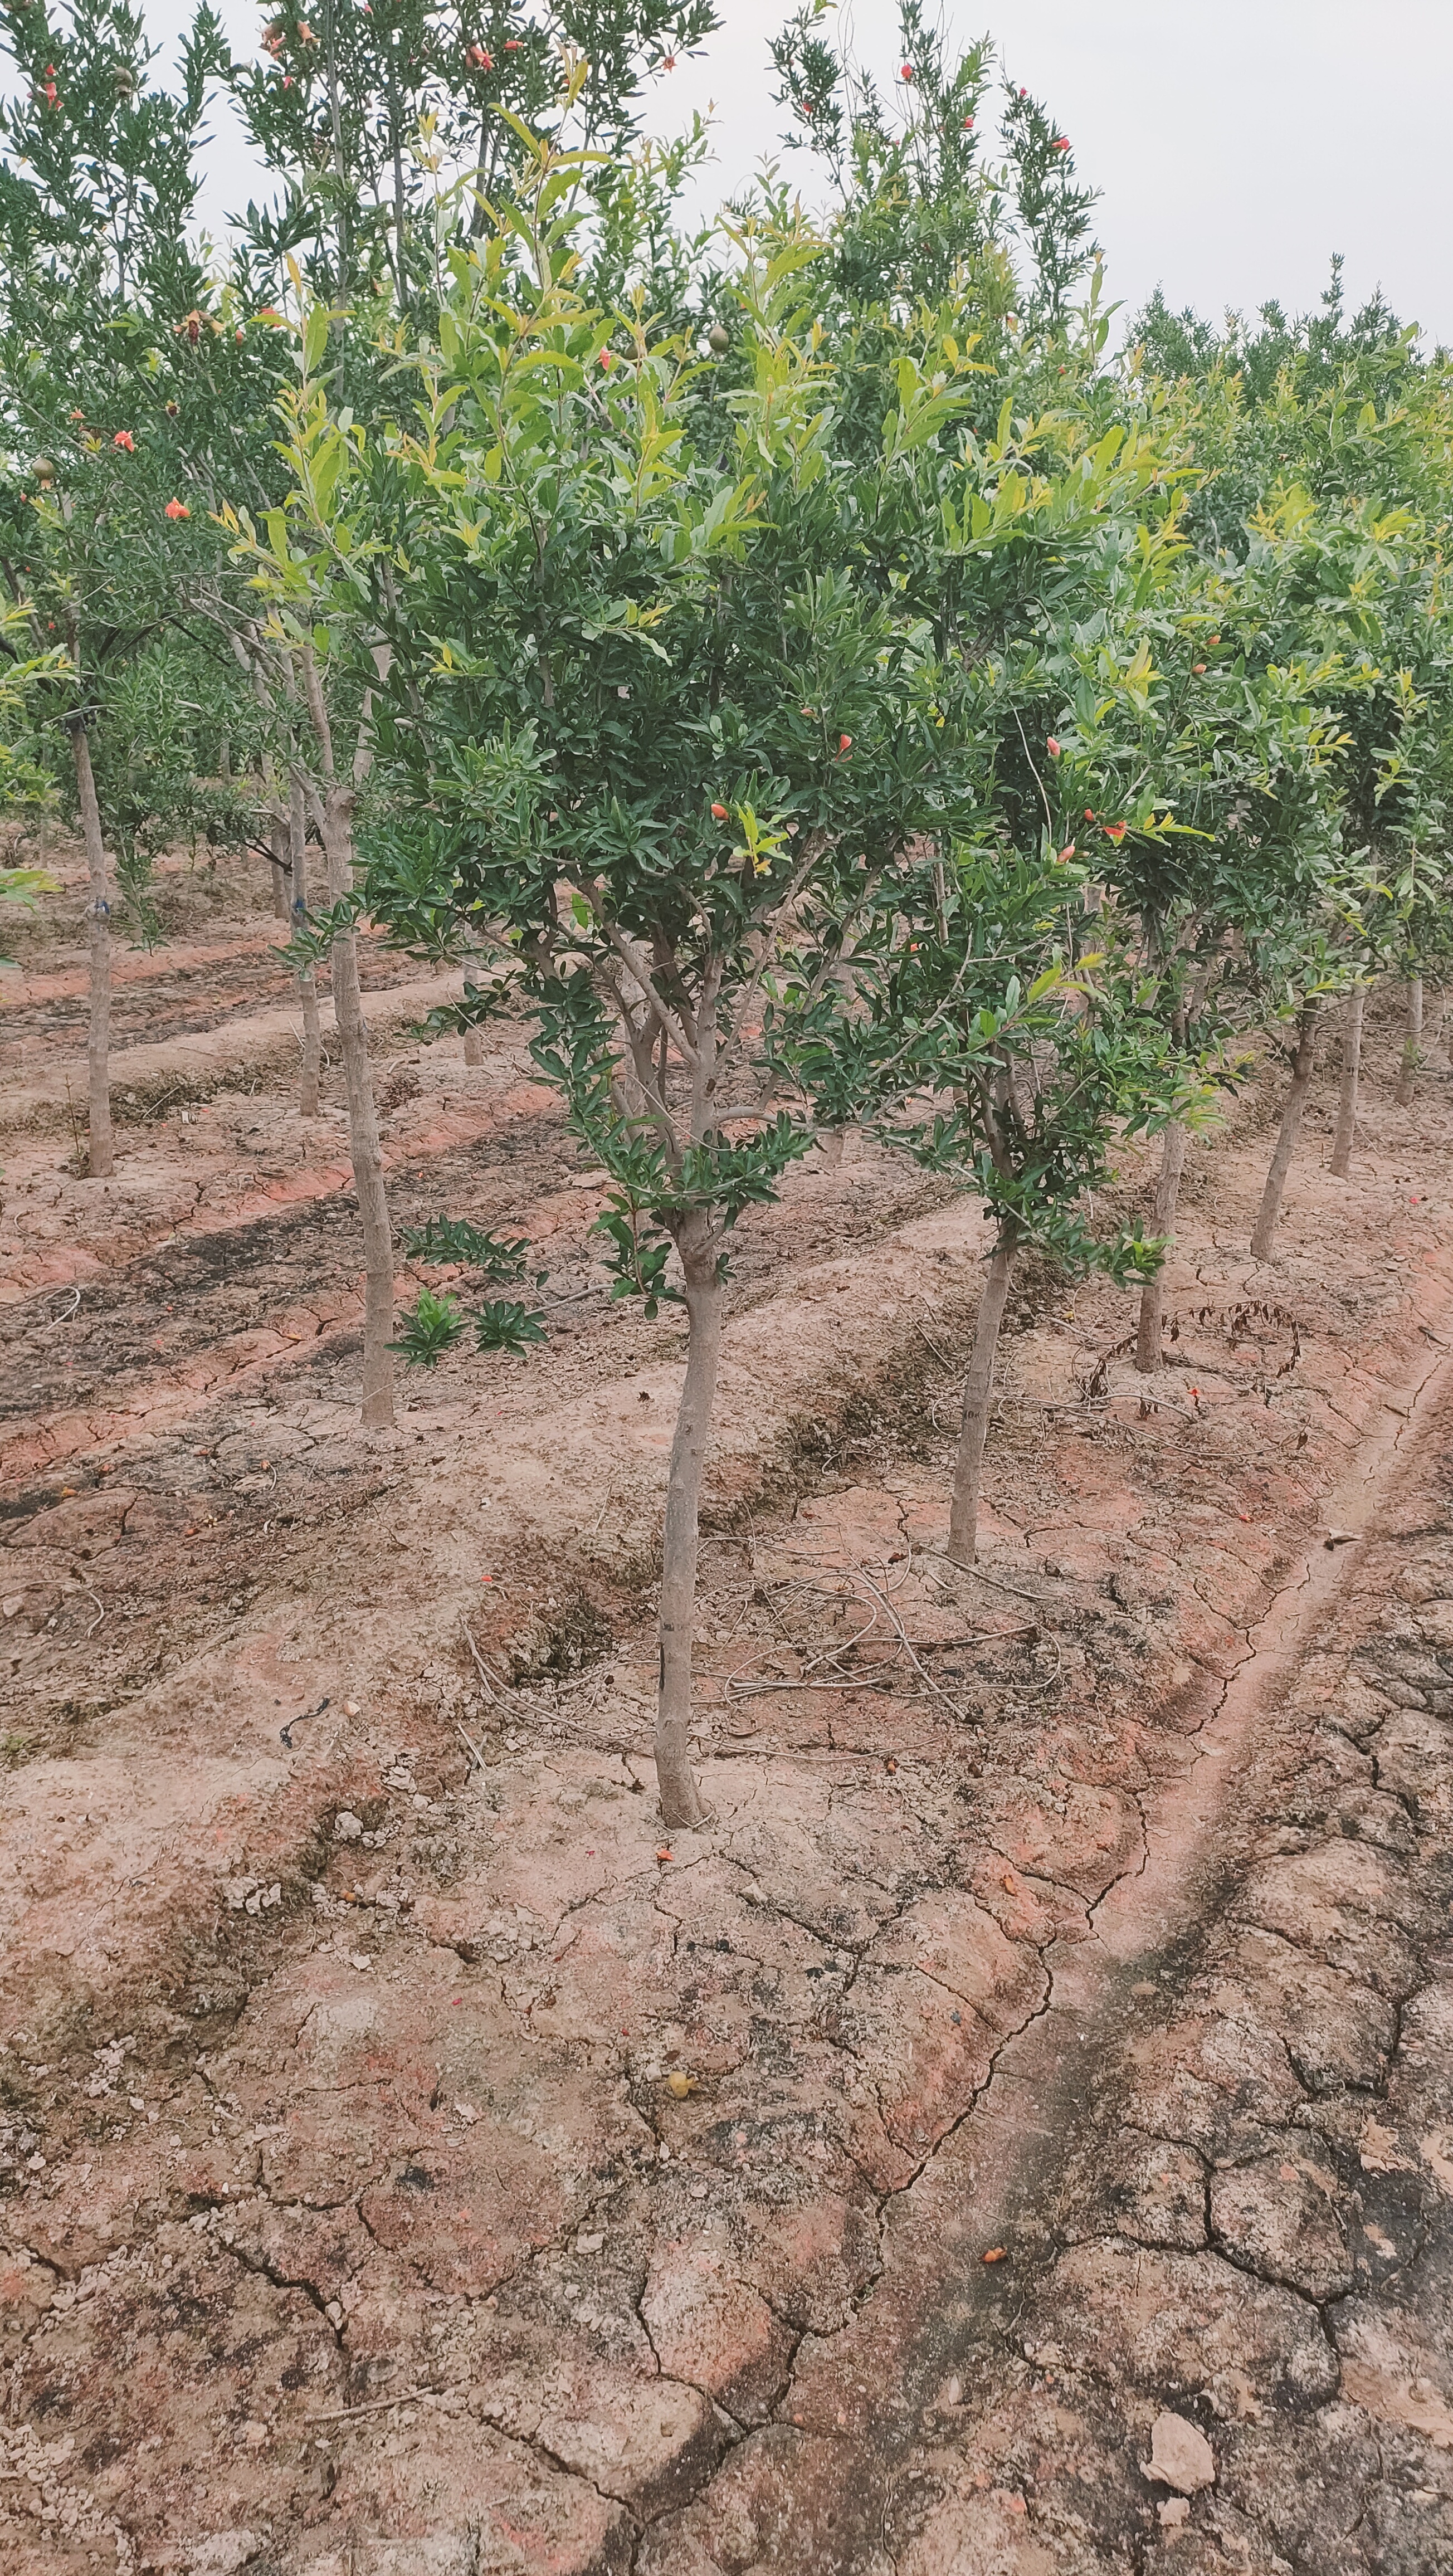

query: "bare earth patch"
xmin=3 ymin=854 xmax=1453 ymax=2571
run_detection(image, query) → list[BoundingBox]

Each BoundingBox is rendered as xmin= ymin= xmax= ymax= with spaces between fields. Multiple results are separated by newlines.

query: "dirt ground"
xmin=3 ymin=845 xmax=1453 ymax=2574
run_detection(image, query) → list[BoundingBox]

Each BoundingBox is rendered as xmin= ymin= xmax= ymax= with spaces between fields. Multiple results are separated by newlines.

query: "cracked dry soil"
xmin=3 ymin=857 xmax=1453 ymax=2574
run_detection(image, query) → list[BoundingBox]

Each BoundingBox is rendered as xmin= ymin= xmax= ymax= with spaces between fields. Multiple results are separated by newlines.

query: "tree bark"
xmin=947 ymin=1223 xmax=1018 ymax=1565
xmin=1251 ymin=1003 xmax=1318 ymax=1261
xmin=1135 ymin=1121 xmax=1188 ymax=1373
xmin=1329 ymin=986 xmax=1365 ymax=1177
xmin=269 ymin=808 xmax=291 ymax=922
xmin=318 ymin=782 xmax=394 ymax=1427
xmin=69 ymin=719 xmax=113 ymax=1180
xmin=1395 ymin=974 xmax=1423 ymax=1110
xmin=656 ymin=1218 xmax=721 ymax=1827
xmin=290 ymin=774 xmax=322 ymax=1120
xmin=463 ymin=1024 xmax=485 ymax=1067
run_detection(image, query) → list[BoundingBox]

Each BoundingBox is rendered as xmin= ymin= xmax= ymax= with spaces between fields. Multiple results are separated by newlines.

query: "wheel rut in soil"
xmin=636 ymin=1316 xmax=1453 ymax=2574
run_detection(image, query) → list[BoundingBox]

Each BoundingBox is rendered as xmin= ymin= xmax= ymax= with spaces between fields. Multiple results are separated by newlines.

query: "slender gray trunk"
xmin=1135 ymin=1122 xmax=1188 ymax=1373
xmin=319 ymin=783 xmax=393 ymax=1427
xmin=1395 ymin=974 xmax=1423 ymax=1110
xmin=290 ymin=775 xmax=322 ymax=1120
xmin=70 ymin=719 xmax=113 ymax=1180
xmin=463 ymin=1024 xmax=485 ymax=1068
xmin=269 ymin=808 xmax=291 ymax=923
xmin=656 ymin=1217 xmax=721 ymax=1827
xmin=1251 ymin=1003 xmax=1318 ymax=1261
xmin=322 ymin=0 xmax=349 ymax=304
xmin=947 ymin=1223 xmax=1018 ymax=1565
xmin=1329 ymin=986 xmax=1365 ymax=1177
xmin=391 ymin=103 xmax=407 ymax=305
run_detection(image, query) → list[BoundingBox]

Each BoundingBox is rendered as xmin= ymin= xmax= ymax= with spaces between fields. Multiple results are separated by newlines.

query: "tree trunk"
xmin=322 ymin=0 xmax=350 ymax=304
xmin=1329 ymin=986 xmax=1365 ymax=1177
xmin=947 ymin=1223 xmax=1018 ymax=1565
xmin=1395 ymin=974 xmax=1423 ymax=1109
xmin=1135 ymin=1121 xmax=1188 ymax=1373
xmin=319 ymin=783 xmax=394 ymax=1427
xmin=656 ymin=1219 xmax=721 ymax=1827
xmin=391 ymin=103 xmax=408 ymax=306
xmin=69 ymin=719 xmax=113 ymax=1180
xmin=463 ymin=1024 xmax=485 ymax=1067
xmin=1424 ymin=980 xmax=1447 ymax=1069
xmin=290 ymin=775 xmax=322 ymax=1120
xmin=1251 ymin=1003 xmax=1318 ymax=1261
xmin=269 ymin=808 xmax=291 ymax=923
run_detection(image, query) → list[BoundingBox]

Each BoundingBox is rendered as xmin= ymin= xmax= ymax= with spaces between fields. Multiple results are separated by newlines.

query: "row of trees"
xmin=3 ymin=2 xmax=1450 ymax=1819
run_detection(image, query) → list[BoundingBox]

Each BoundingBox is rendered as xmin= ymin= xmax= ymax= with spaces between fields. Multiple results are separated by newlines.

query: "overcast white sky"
xmin=147 ymin=0 xmax=1453 ymax=343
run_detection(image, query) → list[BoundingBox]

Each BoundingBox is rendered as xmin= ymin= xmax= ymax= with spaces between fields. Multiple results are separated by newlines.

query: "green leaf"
xmin=389 ymin=1288 xmax=466 ymax=1368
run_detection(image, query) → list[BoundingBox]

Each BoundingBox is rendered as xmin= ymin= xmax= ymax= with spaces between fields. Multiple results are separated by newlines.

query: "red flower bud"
xmin=599 ymin=348 xmax=614 ymax=369
xmin=900 ymin=61 xmax=913 ymax=79
xmin=838 ymin=733 xmax=852 ymax=753
xmin=113 ymin=430 xmax=135 ymax=452
xmin=1046 ymin=735 xmax=1061 ymax=757
xmin=1103 ymin=820 xmax=1127 ymax=842
xmin=1192 ymin=661 xmax=1206 ymax=674
xmin=164 ymin=497 xmax=189 ymax=520
xmin=710 ymin=802 xmax=727 ymax=819
xmin=962 ymin=114 xmax=974 ymax=128
xmin=661 ymin=51 xmax=675 ymax=69
xmin=1053 ymin=135 xmax=1070 ymax=150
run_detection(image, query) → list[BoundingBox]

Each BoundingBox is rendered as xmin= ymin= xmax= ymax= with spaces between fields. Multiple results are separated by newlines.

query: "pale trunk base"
xmin=1330 ymin=987 xmax=1365 ymax=1177
xmin=947 ymin=1229 xmax=1017 ymax=1566
xmin=299 ymin=979 xmax=323 ymax=1120
xmin=70 ymin=723 xmax=113 ymax=1181
xmin=1396 ymin=975 xmax=1423 ymax=1110
xmin=1135 ymin=1122 xmax=1188 ymax=1373
xmin=1251 ymin=1006 xmax=1318 ymax=1262
xmin=656 ymin=1226 xmax=721 ymax=1827
xmin=290 ymin=778 xmax=321 ymax=1120
xmin=320 ymin=787 xmax=394 ymax=1430
xmin=463 ymin=1026 xmax=485 ymax=1068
